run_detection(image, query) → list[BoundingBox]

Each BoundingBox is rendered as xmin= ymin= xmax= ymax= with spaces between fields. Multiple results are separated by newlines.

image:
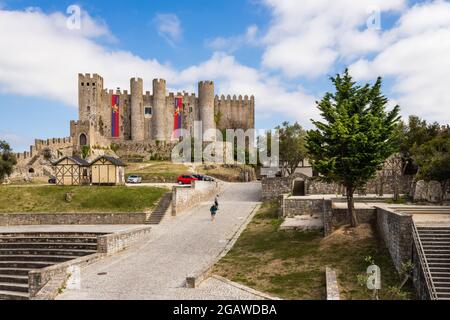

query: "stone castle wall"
xmin=74 ymin=73 xmax=255 ymax=150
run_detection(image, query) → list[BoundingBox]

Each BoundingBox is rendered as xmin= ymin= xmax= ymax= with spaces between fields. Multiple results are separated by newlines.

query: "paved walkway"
xmin=57 ymin=182 xmax=262 ymax=300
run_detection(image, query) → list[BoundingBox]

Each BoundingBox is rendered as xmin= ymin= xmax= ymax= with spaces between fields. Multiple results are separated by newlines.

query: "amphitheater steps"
xmin=0 ymin=233 xmax=101 ymax=300
xmin=146 ymin=192 xmax=172 ymax=225
xmin=417 ymin=226 xmax=450 ymax=300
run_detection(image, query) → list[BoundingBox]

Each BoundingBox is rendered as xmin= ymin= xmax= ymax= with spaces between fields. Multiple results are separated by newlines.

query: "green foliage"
xmin=214 ymin=111 xmax=223 ymax=125
xmin=81 ymin=145 xmax=90 ymax=159
xmin=0 ymin=140 xmax=17 ymax=182
xmin=394 ymin=115 xmax=442 ymax=174
xmin=412 ymin=131 xmax=450 ymax=183
xmin=276 ymin=122 xmax=308 ymax=175
xmin=110 ymin=143 xmax=120 ymax=153
xmin=307 ymin=69 xmax=400 ymax=225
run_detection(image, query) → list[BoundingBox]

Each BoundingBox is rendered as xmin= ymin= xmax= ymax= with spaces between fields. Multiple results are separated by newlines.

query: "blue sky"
xmin=0 ymin=0 xmax=449 ymax=151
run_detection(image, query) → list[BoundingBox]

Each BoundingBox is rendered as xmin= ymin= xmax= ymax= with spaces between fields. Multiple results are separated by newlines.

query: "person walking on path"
xmin=210 ymin=204 xmax=218 ymax=221
xmin=214 ymin=195 xmax=219 ymax=208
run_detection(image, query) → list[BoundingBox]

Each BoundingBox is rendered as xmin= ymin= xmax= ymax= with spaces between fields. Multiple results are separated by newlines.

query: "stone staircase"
xmin=146 ymin=192 xmax=172 ymax=225
xmin=0 ymin=233 xmax=100 ymax=300
xmin=416 ymin=226 xmax=450 ymax=300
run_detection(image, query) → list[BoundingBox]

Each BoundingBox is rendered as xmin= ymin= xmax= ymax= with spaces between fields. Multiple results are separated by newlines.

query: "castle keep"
xmin=71 ymin=73 xmax=255 ymax=150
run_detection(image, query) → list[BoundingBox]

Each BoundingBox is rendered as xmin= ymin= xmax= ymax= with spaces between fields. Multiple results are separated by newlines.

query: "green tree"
xmin=307 ymin=69 xmax=400 ymax=227
xmin=276 ymin=121 xmax=308 ymax=175
xmin=412 ymin=130 xmax=450 ymax=196
xmin=0 ymin=140 xmax=17 ymax=182
xmin=394 ymin=115 xmax=441 ymax=174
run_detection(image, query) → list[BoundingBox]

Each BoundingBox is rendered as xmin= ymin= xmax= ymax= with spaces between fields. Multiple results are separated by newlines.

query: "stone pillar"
xmin=130 ymin=78 xmax=144 ymax=141
xmin=152 ymin=79 xmax=167 ymax=141
xmin=198 ymin=81 xmax=215 ymax=141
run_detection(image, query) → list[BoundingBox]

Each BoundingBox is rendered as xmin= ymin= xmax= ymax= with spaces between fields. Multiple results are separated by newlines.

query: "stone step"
xmin=0 ymin=274 xmax=28 ymax=284
xmin=435 ymin=282 xmax=450 ymax=288
xmin=0 ymin=255 xmax=78 ymax=263
xmin=426 ymin=253 xmax=450 ymax=258
xmin=420 ymin=240 xmax=450 ymax=245
xmin=430 ymin=266 xmax=450 ymax=273
xmin=432 ymin=277 xmax=450 ymax=282
xmin=424 ymin=249 xmax=450 ymax=254
xmin=0 ymin=242 xmax=97 ymax=250
xmin=0 ymin=236 xmax=98 ymax=244
xmin=0 ymin=282 xmax=28 ymax=293
xmin=0 ymin=290 xmax=29 ymax=300
xmin=0 ymin=261 xmax=55 ymax=269
xmin=0 ymin=248 xmax=96 ymax=256
xmin=0 ymin=268 xmax=31 ymax=276
xmin=0 ymin=233 xmax=102 ymax=238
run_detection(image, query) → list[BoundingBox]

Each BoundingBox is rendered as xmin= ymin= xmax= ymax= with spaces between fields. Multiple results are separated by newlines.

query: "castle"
xmin=71 ymin=73 xmax=255 ymax=151
xmin=11 ymin=74 xmax=255 ymax=180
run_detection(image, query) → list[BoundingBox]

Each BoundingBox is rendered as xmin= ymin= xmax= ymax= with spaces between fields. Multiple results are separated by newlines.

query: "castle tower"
xmin=198 ymin=81 xmax=215 ymax=140
xmin=130 ymin=78 xmax=144 ymax=141
xmin=152 ymin=79 xmax=167 ymax=141
xmin=78 ymin=73 xmax=103 ymax=122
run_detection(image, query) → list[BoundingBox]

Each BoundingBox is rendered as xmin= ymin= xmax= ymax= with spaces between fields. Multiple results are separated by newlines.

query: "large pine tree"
xmin=307 ymin=69 xmax=400 ymax=227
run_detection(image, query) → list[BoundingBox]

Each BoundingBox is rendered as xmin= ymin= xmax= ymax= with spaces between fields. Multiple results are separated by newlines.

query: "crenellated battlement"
xmin=15 ymin=137 xmax=72 ymax=161
xmin=199 ymin=80 xmax=214 ymax=87
xmin=154 ymin=78 xmax=166 ymax=85
xmin=215 ymin=94 xmax=254 ymax=106
xmin=76 ymin=73 xmax=254 ymax=144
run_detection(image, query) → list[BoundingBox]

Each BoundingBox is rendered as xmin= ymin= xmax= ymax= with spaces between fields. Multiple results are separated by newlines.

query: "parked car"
xmin=48 ymin=177 xmax=56 ymax=184
xmin=177 ymin=175 xmax=199 ymax=185
xmin=127 ymin=175 xmax=142 ymax=184
xmin=193 ymin=174 xmax=215 ymax=182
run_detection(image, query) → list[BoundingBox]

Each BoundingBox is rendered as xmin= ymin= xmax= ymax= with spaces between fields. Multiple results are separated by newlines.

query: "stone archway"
xmin=79 ymin=133 xmax=87 ymax=146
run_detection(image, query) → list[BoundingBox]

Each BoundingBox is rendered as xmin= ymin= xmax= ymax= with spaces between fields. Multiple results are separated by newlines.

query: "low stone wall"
xmin=97 ymin=226 xmax=151 ymax=254
xmin=375 ymin=207 xmax=413 ymax=272
xmin=282 ymin=197 xmax=325 ymax=217
xmin=0 ymin=212 xmax=148 ymax=226
xmin=172 ymin=181 xmax=220 ymax=216
xmin=29 ymin=253 xmax=104 ymax=297
xmin=262 ymin=174 xmax=414 ymax=201
xmin=413 ymin=180 xmax=450 ymax=203
xmin=281 ymin=196 xmax=377 ymax=235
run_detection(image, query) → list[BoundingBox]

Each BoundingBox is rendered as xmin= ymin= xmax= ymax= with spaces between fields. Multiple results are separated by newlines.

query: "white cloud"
xmin=153 ymin=13 xmax=182 ymax=46
xmin=261 ymin=0 xmax=406 ymax=78
xmin=0 ymin=8 xmax=318 ymax=129
xmin=0 ymin=132 xmax=34 ymax=150
xmin=206 ymin=25 xmax=259 ymax=52
xmin=350 ymin=1 xmax=450 ymax=124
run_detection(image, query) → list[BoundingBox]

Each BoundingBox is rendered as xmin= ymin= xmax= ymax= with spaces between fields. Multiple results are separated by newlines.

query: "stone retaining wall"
xmin=262 ymin=174 xmax=414 ymax=201
xmin=0 ymin=212 xmax=148 ymax=226
xmin=172 ymin=181 xmax=220 ymax=216
xmin=97 ymin=226 xmax=151 ymax=254
xmin=375 ymin=207 xmax=413 ymax=272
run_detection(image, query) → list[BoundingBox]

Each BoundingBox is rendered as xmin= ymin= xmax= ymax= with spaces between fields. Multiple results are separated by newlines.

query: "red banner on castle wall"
xmin=111 ymin=95 xmax=120 ymax=138
xmin=173 ymin=97 xmax=183 ymax=138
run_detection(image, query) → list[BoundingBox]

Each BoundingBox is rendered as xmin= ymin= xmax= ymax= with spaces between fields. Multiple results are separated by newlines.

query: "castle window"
xmin=145 ymin=107 xmax=152 ymax=116
xmin=92 ymin=83 xmax=95 ymax=86
xmin=79 ymin=133 xmax=87 ymax=146
xmin=81 ymin=83 xmax=84 ymax=86
xmin=189 ymin=107 xmax=193 ymax=113
xmin=87 ymin=83 xmax=90 ymax=86
xmin=87 ymin=106 xmax=91 ymax=112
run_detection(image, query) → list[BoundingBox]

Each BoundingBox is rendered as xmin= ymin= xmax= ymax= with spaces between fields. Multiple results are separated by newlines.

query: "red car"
xmin=177 ymin=175 xmax=199 ymax=185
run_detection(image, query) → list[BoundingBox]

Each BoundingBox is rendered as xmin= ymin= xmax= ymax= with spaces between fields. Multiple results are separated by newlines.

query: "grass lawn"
xmin=126 ymin=161 xmax=190 ymax=182
xmin=0 ymin=186 xmax=167 ymax=213
xmin=212 ymin=202 xmax=415 ymax=300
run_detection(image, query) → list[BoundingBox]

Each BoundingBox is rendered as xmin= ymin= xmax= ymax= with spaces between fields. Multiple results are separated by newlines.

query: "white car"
xmin=127 ymin=175 xmax=142 ymax=184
